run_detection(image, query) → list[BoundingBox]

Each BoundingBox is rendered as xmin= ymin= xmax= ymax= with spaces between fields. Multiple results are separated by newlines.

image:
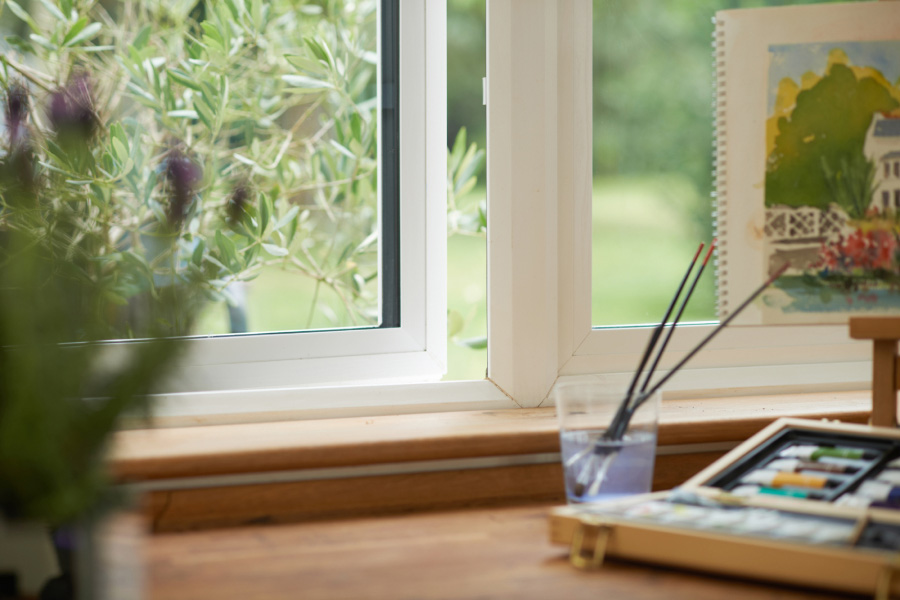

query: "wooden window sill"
xmin=111 ymin=390 xmax=872 ymax=531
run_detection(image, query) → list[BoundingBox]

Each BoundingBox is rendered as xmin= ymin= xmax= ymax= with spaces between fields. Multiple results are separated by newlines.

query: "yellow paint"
xmin=771 ymin=471 xmax=827 ymax=489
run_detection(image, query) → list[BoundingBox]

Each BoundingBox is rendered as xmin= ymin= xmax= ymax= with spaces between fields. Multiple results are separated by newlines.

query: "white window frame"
xmin=149 ymin=0 xmax=515 ymax=426
xmin=147 ymin=1 xmax=449 ymax=397
xmin=147 ymin=0 xmax=872 ymax=426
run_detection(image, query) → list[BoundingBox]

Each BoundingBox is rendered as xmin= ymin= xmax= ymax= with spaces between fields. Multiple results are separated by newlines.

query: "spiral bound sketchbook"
xmin=714 ymin=1 xmax=900 ymax=325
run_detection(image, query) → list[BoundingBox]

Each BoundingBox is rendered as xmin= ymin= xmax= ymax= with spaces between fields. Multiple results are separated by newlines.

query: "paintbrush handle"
xmin=623 ymin=243 xmax=705 ymax=404
xmin=640 ymin=241 xmax=716 ymax=394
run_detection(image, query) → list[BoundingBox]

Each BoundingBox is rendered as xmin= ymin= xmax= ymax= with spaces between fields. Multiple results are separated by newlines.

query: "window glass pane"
xmin=591 ymin=0 xmax=851 ymax=328
xmin=445 ymin=0 xmax=487 ymax=381
xmin=0 ymin=0 xmax=394 ymax=338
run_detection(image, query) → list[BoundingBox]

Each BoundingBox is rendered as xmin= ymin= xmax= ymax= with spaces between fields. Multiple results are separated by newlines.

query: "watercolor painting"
xmin=762 ymin=40 xmax=900 ymax=320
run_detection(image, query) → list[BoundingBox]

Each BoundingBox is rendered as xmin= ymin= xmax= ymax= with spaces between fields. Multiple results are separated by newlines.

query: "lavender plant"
xmin=0 ymin=79 xmax=203 ymax=524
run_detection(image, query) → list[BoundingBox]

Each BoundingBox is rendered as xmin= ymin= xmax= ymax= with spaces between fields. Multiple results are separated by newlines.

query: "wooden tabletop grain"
xmin=147 ymin=504 xmax=861 ymax=600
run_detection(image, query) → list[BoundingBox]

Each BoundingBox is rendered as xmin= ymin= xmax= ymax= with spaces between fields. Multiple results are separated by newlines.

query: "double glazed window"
xmin=1 ymin=0 xmax=445 ymax=399
xmin=1 ymin=0 xmax=872 ymax=419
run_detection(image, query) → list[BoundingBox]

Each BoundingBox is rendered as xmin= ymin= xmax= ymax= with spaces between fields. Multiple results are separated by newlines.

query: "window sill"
xmin=111 ymin=389 xmax=872 ymax=531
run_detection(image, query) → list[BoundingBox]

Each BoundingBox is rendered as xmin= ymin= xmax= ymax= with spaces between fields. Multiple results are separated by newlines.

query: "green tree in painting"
xmin=766 ymin=62 xmax=899 ymax=211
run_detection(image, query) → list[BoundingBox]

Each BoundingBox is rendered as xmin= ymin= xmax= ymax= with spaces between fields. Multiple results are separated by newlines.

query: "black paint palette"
xmin=702 ymin=426 xmax=896 ymax=504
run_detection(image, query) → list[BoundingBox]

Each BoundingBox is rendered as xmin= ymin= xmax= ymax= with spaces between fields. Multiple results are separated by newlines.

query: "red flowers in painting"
xmin=817 ymin=228 xmax=900 ymax=275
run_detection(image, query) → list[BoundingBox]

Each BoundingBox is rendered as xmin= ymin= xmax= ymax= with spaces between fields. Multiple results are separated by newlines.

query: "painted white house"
xmin=864 ymin=111 xmax=900 ymax=213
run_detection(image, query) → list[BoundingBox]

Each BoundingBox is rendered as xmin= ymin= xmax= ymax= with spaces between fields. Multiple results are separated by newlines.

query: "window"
xmin=147 ymin=0 xmax=875 ymax=415
xmin=3 ymin=0 xmax=872 ymax=421
xmin=0 ymin=0 xmax=450 ymax=401
xmin=168 ymin=0 xmax=450 ymax=394
xmin=485 ymin=0 xmax=869 ymax=410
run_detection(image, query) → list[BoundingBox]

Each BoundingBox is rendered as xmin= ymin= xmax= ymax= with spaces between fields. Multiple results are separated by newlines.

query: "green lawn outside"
xmin=591 ymin=174 xmax=717 ymax=327
xmin=446 ymin=233 xmax=488 ymax=380
xmin=193 ymin=265 xmax=371 ymax=336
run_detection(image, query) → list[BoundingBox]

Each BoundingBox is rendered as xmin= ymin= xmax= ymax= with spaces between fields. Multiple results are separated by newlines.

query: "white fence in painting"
xmin=764 ymin=205 xmax=848 ymax=244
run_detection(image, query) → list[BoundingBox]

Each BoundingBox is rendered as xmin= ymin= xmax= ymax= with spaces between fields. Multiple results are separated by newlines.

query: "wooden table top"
xmin=147 ymin=504 xmax=862 ymax=600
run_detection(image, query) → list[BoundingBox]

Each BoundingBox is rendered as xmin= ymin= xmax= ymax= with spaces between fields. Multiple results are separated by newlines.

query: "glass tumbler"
xmin=553 ymin=380 xmax=660 ymax=504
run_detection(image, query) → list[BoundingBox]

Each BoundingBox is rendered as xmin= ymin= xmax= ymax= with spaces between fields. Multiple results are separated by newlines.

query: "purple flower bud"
xmin=48 ymin=73 xmax=97 ymax=140
xmin=48 ymin=91 xmax=68 ymax=125
xmin=4 ymin=82 xmax=29 ymax=145
xmin=164 ymin=149 xmax=201 ymax=228
xmin=1 ymin=83 xmax=36 ymax=201
xmin=227 ymin=181 xmax=250 ymax=225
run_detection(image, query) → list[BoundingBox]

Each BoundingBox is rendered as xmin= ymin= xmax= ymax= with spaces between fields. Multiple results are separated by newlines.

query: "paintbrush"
xmin=604 ymin=242 xmax=706 ymax=444
xmin=573 ymin=259 xmax=789 ymax=498
xmin=569 ymin=243 xmax=706 ymax=497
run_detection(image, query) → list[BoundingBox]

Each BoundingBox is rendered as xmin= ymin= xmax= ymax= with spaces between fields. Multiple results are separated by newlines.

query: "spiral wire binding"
xmin=712 ymin=15 xmax=728 ymax=318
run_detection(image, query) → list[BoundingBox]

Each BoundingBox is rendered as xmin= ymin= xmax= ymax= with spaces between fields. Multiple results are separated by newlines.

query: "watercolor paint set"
xmin=549 ymin=418 xmax=900 ymax=597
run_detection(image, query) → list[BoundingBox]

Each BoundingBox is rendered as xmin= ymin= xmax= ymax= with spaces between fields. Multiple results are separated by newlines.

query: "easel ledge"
xmin=849 ymin=316 xmax=900 ymax=428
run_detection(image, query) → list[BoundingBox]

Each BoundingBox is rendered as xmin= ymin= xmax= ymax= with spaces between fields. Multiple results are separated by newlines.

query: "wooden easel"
xmin=849 ymin=316 xmax=900 ymax=428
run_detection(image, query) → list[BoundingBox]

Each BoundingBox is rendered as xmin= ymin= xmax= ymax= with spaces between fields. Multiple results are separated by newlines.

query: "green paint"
xmin=811 ymin=447 xmax=866 ymax=460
